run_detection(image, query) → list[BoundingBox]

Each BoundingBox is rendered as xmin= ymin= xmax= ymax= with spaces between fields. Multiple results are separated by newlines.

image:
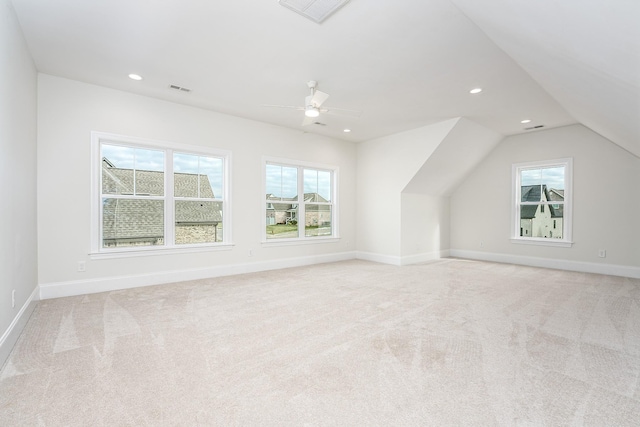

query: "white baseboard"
xmin=400 ymin=250 xmax=451 ymax=266
xmin=0 ymin=285 xmax=39 ymax=370
xmin=356 ymin=251 xmax=402 ymax=266
xmin=39 ymin=251 xmax=358 ymax=300
xmin=356 ymin=250 xmax=450 ymax=266
xmin=449 ymin=249 xmax=640 ymax=279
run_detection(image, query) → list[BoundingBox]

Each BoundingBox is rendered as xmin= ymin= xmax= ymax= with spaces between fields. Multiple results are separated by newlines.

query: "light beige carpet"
xmin=1 ymin=258 xmax=639 ymax=426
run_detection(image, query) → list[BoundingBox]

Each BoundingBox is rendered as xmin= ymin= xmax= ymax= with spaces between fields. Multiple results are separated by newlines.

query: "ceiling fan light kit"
xmin=305 ymin=106 xmax=320 ymax=117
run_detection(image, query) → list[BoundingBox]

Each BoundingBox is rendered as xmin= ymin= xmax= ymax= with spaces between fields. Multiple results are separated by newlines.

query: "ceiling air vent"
xmin=169 ymin=84 xmax=192 ymax=93
xmin=278 ymin=0 xmax=351 ymax=24
xmin=525 ymin=125 xmax=544 ymax=130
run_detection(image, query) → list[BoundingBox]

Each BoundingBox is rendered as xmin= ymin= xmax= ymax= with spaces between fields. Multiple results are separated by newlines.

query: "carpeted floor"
xmin=1 ymin=258 xmax=639 ymax=425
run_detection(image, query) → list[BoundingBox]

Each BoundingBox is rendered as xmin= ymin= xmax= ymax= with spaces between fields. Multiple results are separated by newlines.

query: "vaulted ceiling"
xmin=10 ymin=0 xmax=640 ymax=157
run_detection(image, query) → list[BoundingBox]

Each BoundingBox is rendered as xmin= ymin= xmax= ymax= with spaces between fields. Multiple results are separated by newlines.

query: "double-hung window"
xmin=264 ymin=159 xmax=337 ymax=242
xmin=512 ymin=158 xmax=572 ymax=247
xmin=91 ymin=132 xmax=230 ymax=255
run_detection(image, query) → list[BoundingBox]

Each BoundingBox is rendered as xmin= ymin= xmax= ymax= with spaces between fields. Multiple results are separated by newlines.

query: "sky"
xmin=265 ymin=164 xmax=331 ymax=200
xmin=102 ymin=144 xmax=224 ymax=197
xmin=521 ymin=166 xmax=565 ymax=190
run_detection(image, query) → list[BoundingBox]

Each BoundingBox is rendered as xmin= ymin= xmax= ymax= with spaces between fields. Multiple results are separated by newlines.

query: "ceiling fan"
xmin=263 ymin=81 xmax=360 ymax=126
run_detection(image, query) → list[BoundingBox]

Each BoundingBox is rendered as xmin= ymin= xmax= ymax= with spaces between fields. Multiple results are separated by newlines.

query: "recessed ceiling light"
xmin=521 ymin=119 xmax=531 ymax=124
xmin=469 ymin=88 xmax=482 ymax=94
xmin=343 ymin=129 xmax=351 ymax=133
xmin=128 ymin=74 xmax=143 ymax=81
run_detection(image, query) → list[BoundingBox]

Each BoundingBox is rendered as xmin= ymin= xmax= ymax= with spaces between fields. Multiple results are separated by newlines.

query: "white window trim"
xmin=90 ymin=132 xmax=232 ymax=257
xmin=511 ymin=157 xmax=573 ymax=247
xmin=262 ymin=156 xmax=339 ymax=245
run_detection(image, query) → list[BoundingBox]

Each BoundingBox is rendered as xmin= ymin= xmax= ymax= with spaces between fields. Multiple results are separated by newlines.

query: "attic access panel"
xmin=278 ymin=0 xmax=351 ymax=24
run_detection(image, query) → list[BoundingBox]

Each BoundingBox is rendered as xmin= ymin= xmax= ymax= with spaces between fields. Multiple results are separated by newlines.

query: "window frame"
xmin=511 ymin=158 xmax=573 ymax=247
xmin=90 ymin=132 xmax=232 ymax=257
xmin=262 ymin=157 xmax=339 ymax=245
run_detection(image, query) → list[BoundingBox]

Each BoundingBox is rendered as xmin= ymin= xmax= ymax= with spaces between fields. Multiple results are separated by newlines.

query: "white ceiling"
xmin=10 ymin=0 xmax=640 ymax=156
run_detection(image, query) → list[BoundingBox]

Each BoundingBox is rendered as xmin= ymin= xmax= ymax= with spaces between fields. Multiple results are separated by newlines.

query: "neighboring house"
xmin=102 ymin=158 xmax=222 ymax=246
xmin=266 ymin=193 xmax=331 ymax=226
xmin=520 ymin=185 xmax=563 ymax=238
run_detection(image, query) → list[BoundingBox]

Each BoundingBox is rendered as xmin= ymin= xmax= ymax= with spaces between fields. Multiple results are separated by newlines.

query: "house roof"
xmin=548 ymin=189 xmax=564 ymax=202
xmin=520 ymin=185 xmax=563 ymax=219
xmin=102 ymin=159 xmax=221 ymax=242
xmin=12 ymin=1 xmax=639 ymax=156
xmin=102 ymin=159 xmax=215 ymax=198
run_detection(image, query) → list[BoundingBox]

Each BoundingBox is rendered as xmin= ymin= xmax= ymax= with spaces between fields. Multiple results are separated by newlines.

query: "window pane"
xmin=521 ymin=166 xmax=564 ymax=203
xmin=174 ymin=153 xmax=223 ymax=199
xmin=101 ymin=144 xmax=164 ymax=196
xmin=174 ymin=153 xmax=199 ymax=197
xmin=135 ymin=169 xmax=164 ymax=196
xmin=102 ymin=198 xmax=164 ymax=248
xmin=266 ymin=164 xmax=297 ymax=200
xmin=521 ymin=168 xmax=541 ymax=186
xmin=521 ymin=184 xmax=542 ymax=203
xmin=134 ymin=149 xmax=164 ymax=196
xmin=541 ymin=166 xmax=565 ymax=191
xmin=317 ymin=170 xmax=331 ymax=202
xmin=175 ymin=200 xmax=223 ymax=244
xmin=102 ymin=145 xmax=134 ymax=195
xmin=305 ymin=205 xmax=332 ymax=237
xmin=519 ymin=204 xmax=563 ymax=239
xmin=265 ymin=203 xmax=298 ymax=239
xmin=199 ymin=156 xmax=223 ymax=199
xmin=304 ymin=169 xmax=331 ymax=202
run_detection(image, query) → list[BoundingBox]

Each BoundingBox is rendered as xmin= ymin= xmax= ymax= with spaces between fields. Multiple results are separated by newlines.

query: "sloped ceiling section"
xmin=451 ymin=0 xmax=640 ymax=158
xmin=402 ymin=118 xmax=502 ymax=197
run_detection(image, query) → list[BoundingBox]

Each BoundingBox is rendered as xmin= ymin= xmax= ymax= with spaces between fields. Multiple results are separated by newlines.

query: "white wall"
xmin=400 ymin=193 xmax=450 ymax=262
xmin=399 ymin=118 xmax=501 ymax=263
xmin=356 ymin=119 xmax=458 ymax=262
xmin=356 ymin=117 xmax=501 ymax=264
xmin=0 ymin=0 xmax=39 ymax=365
xmin=450 ymin=124 xmax=640 ymax=277
xmin=37 ymin=75 xmax=357 ymax=296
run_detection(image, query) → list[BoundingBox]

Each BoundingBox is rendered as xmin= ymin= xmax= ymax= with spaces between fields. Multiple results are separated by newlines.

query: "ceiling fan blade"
xmin=261 ymin=104 xmax=304 ymax=111
xmin=310 ymin=90 xmax=329 ymax=107
xmin=322 ymin=107 xmax=362 ymax=117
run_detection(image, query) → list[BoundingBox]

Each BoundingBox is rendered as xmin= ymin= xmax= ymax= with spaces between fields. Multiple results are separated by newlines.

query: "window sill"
xmin=90 ymin=243 xmax=235 ymax=259
xmin=261 ymin=237 xmax=340 ymax=247
xmin=510 ymin=238 xmax=573 ymax=248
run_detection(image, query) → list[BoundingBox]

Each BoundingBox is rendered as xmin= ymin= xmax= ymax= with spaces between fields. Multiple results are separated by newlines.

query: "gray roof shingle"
xmin=102 ymin=159 xmax=221 ymax=243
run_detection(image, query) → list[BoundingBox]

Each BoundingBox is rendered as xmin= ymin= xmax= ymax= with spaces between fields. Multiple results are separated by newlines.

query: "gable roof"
xmin=520 ymin=185 xmax=563 ymax=219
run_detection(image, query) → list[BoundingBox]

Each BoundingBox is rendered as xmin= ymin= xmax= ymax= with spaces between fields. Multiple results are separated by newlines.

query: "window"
xmin=512 ymin=158 xmax=572 ymax=247
xmin=91 ymin=132 xmax=230 ymax=254
xmin=264 ymin=159 xmax=337 ymax=242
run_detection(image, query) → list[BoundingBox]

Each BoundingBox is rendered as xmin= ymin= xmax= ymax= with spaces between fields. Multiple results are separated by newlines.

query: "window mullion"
xmin=298 ymin=166 xmax=305 ymax=238
xmin=166 ymin=149 xmax=175 ymax=247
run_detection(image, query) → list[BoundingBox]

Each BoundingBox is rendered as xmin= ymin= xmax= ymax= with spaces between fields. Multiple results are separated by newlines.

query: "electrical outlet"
xmin=248 ymin=249 xmax=253 ymax=257
xmin=77 ymin=261 xmax=86 ymax=272
xmin=598 ymin=249 xmax=606 ymax=258
xmin=12 ymin=289 xmax=15 ymax=308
